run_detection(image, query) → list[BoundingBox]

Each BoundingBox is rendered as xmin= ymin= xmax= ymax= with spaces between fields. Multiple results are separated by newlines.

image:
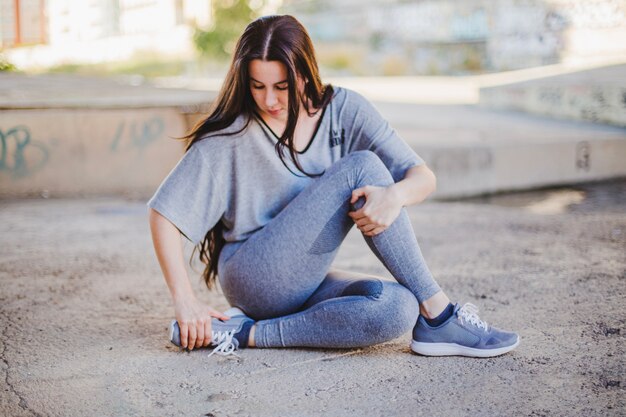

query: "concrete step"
xmin=479 ymin=64 xmax=626 ymax=128
xmin=378 ymin=102 xmax=626 ymax=198
xmin=1 ymin=73 xmax=624 ymax=199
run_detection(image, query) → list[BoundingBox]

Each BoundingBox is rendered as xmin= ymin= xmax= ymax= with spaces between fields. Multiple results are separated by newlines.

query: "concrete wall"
xmin=479 ymin=64 xmax=626 ymax=127
xmin=419 ymin=137 xmax=626 ymax=199
xmin=0 ymin=107 xmax=188 ymax=197
xmin=2 ymin=105 xmax=625 ymax=199
xmin=481 ymin=84 xmax=626 ymax=128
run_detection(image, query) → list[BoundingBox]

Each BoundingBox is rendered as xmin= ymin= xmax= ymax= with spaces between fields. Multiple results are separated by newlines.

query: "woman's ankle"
xmin=248 ymin=324 xmax=256 ymax=347
xmin=420 ymin=291 xmax=451 ymax=319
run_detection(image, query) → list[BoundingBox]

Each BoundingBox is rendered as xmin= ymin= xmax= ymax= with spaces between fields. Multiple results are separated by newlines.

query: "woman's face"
xmin=249 ymin=59 xmax=304 ymax=123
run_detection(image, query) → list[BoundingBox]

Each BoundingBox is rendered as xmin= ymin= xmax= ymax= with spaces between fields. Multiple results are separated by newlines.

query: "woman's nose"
xmin=265 ymin=90 xmax=278 ymax=107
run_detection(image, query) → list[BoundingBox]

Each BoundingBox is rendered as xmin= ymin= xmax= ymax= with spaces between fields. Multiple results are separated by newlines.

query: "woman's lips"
xmin=268 ymin=109 xmax=282 ymax=116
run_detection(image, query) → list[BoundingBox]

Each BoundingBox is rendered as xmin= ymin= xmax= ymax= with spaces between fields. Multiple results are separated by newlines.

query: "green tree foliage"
xmin=194 ymin=0 xmax=264 ymax=60
xmin=0 ymin=56 xmax=16 ymax=72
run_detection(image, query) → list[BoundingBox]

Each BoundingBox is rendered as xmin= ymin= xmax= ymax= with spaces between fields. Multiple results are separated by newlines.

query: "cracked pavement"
xmin=0 ymin=181 xmax=624 ymax=416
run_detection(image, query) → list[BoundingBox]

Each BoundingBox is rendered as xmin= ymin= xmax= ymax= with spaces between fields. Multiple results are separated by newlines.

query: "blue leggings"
xmin=217 ymin=151 xmax=442 ymax=348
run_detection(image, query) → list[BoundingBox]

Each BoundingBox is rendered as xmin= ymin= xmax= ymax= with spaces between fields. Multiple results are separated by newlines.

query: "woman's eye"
xmin=276 ymin=86 xmax=288 ymax=91
xmin=252 ymin=85 xmax=264 ymax=90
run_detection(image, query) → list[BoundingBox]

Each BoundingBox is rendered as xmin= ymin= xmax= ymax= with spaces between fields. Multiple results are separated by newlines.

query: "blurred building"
xmin=1 ymin=0 xmax=213 ymax=68
xmin=1 ymin=0 xmax=46 ymax=48
xmin=283 ymin=0 xmax=626 ymax=74
xmin=2 ymin=0 xmax=624 ymax=73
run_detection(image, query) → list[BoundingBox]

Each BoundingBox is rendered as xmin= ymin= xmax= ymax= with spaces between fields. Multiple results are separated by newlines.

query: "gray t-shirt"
xmin=147 ymin=86 xmax=424 ymax=245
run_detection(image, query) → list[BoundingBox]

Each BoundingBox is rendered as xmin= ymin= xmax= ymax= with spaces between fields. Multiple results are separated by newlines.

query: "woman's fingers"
xmin=359 ymin=223 xmax=377 ymax=233
xmin=356 ymin=217 xmax=385 ymax=228
xmin=180 ymin=323 xmax=189 ymax=349
xmin=188 ymin=322 xmax=197 ymax=350
xmin=203 ymin=320 xmax=212 ymax=347
xmin=173 ymin=300 xmax=228 ymax=350
xmin=354 ymin=212 xmax=390 ymax=229
xmin=356 ymin=221 xmax=387 ymax=235
xmin=350 ymin=187 xmax=369 ymax=204
xmin=348 ymin=210 xmax=366 ymax=221
xmin=349 ymin=207 xmax=387 ymax=227
xmin=210 ymin=309 xmax=230 ymax=321
xmin=364 ymin=226 xmax=386 ymax=237
xmin=184 ymin=313 xmax=226 ymax=350
xmin=196 ymin=321 xmax=205 ymax=348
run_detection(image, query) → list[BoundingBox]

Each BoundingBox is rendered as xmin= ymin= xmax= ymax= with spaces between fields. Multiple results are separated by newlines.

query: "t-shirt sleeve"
xmin=147 ymin=145 xmax=226 ymax=245
xmin=344 ymin=90 xmax=424 ymax=182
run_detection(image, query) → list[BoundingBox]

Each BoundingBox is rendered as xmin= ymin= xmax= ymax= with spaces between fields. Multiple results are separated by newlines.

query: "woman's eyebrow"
xmin=250 ymin=77 xmax=288 ymax=85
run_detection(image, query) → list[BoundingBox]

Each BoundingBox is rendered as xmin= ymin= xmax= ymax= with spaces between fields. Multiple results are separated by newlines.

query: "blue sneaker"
xmin=169 ymin=307 xmax=255 ymax=357
xmin=411 ymin=303 xmax=520 ymax=357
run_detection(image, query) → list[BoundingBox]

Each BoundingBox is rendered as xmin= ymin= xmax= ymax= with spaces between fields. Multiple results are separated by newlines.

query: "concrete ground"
xmin=1 ymin=180 xmax=624 ymax=417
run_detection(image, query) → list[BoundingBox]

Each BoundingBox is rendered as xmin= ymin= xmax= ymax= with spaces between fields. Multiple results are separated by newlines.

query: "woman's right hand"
xmin=174 ymin=295 xmax=230 ymax=350
xmin=149 ymin=209 xmax=231 ymax=350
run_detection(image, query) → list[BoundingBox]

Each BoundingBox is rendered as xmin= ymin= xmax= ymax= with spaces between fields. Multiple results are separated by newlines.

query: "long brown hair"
xmin=185 ymin=15 xmax=334 ymax=290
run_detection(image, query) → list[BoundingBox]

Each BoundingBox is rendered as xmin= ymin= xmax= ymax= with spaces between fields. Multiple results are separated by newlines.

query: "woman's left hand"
xmin=348 ymin=185 xmax=403 ymax=237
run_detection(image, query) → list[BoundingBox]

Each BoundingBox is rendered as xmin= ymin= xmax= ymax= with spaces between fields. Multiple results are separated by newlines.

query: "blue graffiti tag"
xmin=0 ymin=126 xmax=50 ymax=178
xmin=110 ymin=116 xmax=165 ymax=152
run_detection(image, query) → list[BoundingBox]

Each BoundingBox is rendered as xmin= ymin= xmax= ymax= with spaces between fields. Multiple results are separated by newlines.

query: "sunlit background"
xmin=2 ymin=0 xmax=625 ymax=76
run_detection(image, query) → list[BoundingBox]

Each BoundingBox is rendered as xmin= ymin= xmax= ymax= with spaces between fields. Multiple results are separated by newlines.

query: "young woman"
xmin=148 ymin=15 xmax=519 ymax=358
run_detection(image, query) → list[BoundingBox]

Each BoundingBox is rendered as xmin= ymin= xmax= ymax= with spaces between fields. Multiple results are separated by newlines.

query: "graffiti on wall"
xmin=564 ymin=0 xmax=626 ymax=29
xmin=0 ymin=126 xmax=50 ymax=178
xmin=576 ymin=141 xmax=591 ymax=171
xmin=1 ymin=115 xmax=167 ymax=181
xmin=109 ymin=116 xmax=165 ymax=152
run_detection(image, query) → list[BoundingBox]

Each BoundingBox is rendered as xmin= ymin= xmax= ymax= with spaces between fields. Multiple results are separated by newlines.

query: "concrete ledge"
xmin=384 ymin=102 xmax=626 ymax=198
xmin=416 ymin=138 xmax=626 ymax=198
xmin=479 ymin=64 xmax=626 ymax=128
xmin=0 ymin=73 xmax=214 ymax=110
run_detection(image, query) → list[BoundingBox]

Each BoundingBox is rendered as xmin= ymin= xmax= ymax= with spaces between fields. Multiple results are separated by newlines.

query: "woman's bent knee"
xmin=360 ymin=282 xmax=419 ymax=344
xmin=346 ymin=150 xmax=382 ymax=166
xmin=336 ymin=151 xmax=393 ymax=182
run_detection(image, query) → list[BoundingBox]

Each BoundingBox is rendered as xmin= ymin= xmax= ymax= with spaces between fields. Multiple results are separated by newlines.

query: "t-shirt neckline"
xmin=253 ymin=103 xmax=329 ymax=155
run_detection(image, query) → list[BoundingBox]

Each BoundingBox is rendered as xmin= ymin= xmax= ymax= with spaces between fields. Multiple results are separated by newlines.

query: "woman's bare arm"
xmin=388 ymin=164 xmax=437 ymax=207
xmin=148 ymin=208 xmax=229 ymax=350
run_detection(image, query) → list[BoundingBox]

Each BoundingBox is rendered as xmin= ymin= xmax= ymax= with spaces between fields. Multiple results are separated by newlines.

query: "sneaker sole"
xmin=410 ymin=337 xmax=520 ymax=358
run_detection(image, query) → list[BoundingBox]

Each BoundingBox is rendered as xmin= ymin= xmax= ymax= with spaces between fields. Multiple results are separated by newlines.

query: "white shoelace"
xmin=457 ymin=303 xmax=489 ymax=332
xmin=207 ymin=330 xmax=239 ymax=358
